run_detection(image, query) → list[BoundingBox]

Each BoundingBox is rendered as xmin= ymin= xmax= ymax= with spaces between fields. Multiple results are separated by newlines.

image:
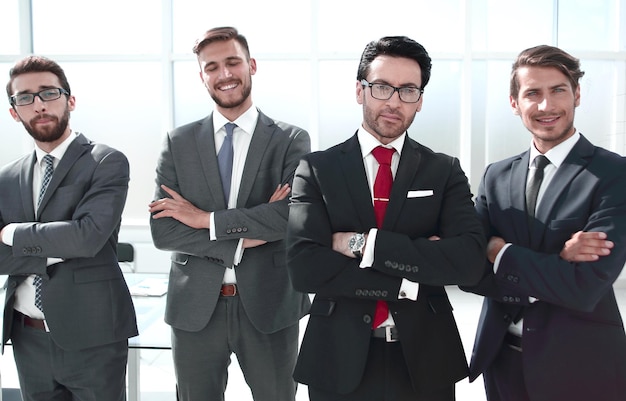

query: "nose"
xmin=32 ymin=95 xmax=47 ymax=112
xmin=537 ymin=96 xmax=550 ymax=111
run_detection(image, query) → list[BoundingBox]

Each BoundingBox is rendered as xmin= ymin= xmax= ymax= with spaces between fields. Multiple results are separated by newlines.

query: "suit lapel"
xmin=194 ymin=115 xmax=226 ymax=209
xmin=20 ymin=153 xmax=37 ymax=219
xmin=383 ymin=138 xmax=420 ymax=230
xmin=36 ymin=134 xmax=89 ymax=215
xmin=339 ymin=134 xmax=377 ymax=229
xmin=237 ymin=112 xmax=272 ymax=208
xmin=509 ymin=153 xmax=532 ymax=245
xmin=533 ymin=136 xmax=593 ymax=247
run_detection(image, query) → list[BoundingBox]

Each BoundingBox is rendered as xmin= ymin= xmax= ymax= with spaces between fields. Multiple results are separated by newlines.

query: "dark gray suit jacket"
xmin=150 ymin=110 xmax=311 ymax=334
xmin=287 ymin=134 xmax=486 ymax=395
xmin=0 ymin=133 xmax=138 ymax=351
xmin=464 ymin=134 xmax=626 ymax=401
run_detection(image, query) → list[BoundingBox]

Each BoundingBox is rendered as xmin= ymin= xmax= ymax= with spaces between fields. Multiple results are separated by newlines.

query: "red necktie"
xmin=371 ymin=146 xmax=395 ymax=328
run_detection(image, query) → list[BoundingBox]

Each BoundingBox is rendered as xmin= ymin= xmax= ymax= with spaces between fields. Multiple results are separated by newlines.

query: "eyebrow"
xmin=13 ymin=85 xmax=58 ymax=96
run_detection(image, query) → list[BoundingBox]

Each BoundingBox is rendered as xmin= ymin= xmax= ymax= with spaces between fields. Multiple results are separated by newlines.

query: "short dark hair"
xmin=510 ymin=45 xmax=584 ymax=99
xmin=357 ymin=36 xmax=432 ymax=89
xmin=192 ymin=26 xmax=250 ymax=59
xmin=6 ymin=55 xmax=71 ymax=102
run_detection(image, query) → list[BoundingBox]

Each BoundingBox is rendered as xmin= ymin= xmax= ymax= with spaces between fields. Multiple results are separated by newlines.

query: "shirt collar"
xmin=35 ymin=131 xmax=77 ymax=164
xmin=213 ymin=104 xmax=259 ymax=136
xmin=528 ymin=131 xmax=580 ymax=169
xmin=357 ymin=126 xmax=405 ymax=159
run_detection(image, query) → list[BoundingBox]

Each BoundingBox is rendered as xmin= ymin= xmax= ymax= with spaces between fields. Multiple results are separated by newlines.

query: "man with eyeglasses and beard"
xmin=286 ymin=35 xmax=485 ymax=401
xmin=0 ymin=55 xmax=137 ymax=401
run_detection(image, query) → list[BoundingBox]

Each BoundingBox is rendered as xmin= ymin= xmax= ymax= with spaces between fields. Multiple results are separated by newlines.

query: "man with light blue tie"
xmin=149 ymin=26 xmax=311 ymax=401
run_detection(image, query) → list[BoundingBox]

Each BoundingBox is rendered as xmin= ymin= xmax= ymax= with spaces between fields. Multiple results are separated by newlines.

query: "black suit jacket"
xmin=0 ymin=134 xmax=137 ymax=351
xmin=464 ymin=135 xmax=626 ymax=401
xmin=287 ymin=133 xmax=486 ymax=395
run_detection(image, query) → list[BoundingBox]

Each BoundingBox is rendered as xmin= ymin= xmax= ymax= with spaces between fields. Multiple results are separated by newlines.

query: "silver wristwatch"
xmin=348 ymin=233 xmax=366 ymax=258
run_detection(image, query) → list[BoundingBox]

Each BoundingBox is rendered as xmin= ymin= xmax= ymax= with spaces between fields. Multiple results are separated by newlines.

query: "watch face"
xmin=349 ymin=234 xmax=365 ymax=251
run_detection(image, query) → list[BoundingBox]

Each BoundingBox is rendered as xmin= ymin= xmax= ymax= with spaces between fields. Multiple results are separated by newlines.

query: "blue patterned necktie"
xmin=218 ymin=123 xmax=236 ymax=205
xmin=34 ymin=154 xmax=54 ymax=312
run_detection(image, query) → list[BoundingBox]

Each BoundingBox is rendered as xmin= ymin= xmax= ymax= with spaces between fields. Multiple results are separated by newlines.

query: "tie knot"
xmin=371 ymin=146 xmax=395 ymax=166
xmin=224 ymin=122 xmax=237 ymax=137
xmin=533 ymin=155 xmax=550 ymax=170
xmin=43 ymin=154 xmax=54 ymax=167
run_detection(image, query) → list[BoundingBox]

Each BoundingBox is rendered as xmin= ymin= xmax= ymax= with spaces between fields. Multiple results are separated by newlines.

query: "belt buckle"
xmin=385 ymin=326 xmax=398 ymax=342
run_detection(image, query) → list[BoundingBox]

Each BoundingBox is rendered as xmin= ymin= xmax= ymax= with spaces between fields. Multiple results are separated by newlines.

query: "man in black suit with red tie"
xmin=286 ymin=35 xmax=486 ymax=401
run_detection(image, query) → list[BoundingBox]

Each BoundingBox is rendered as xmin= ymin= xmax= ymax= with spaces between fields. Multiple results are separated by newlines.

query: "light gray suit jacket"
xmin=150 ymin=110 xmax=311 ymax=334
xmin=0 ymin=133 xmax=138 ymax=351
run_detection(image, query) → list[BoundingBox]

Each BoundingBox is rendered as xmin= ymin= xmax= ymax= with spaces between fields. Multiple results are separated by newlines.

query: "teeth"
xmin=220 ymin=83 xmax=237 ymax=91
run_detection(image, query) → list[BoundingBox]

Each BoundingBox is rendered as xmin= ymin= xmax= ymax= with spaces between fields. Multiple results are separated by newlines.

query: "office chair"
xmin=117 ymin=242 xmax=135 ymax=273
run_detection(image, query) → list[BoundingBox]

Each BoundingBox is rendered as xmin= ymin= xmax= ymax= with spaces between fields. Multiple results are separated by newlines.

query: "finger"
xmin=161 ymin=184 xmax=181 ymax=200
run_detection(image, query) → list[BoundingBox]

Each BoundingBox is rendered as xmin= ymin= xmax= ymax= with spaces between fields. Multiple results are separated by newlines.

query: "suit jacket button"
xmin=503 ymin=313 xmax=513 ymax=322
xmin=385 ymin=260 xmax=392 ymax=267
xmin=242 ymin=227 xmax=248 ymax=232
xmin=226 ymin=228 xmax=231 ymax=234
xmin=382 ymin=290 xmax=388 ymax=297
xmin=236 ymin=228 xmax=243 ymax=233
xmin=363 ymin=315 xmax=372 ymax=324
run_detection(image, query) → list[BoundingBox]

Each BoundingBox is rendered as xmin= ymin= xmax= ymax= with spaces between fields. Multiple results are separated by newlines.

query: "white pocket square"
xmin=407 ymin=190 xmax=434 ymax=198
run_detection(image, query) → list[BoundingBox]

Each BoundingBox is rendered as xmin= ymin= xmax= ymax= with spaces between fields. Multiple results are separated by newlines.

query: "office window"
xmin=317 ymin=0 xmax=464 ymax=54
xmin=0 ymin=2 xmax=20 ymax=55
xmin=31 ymin=0 xmax=162 ymax=55
xmin=172 ymin=0 xmax=313 ymax=55
xmin=558 ymin=0 xmax=618 ymax=51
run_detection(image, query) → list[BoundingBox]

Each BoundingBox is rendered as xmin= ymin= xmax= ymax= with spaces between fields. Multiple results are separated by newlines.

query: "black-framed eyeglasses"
xmin=360 ymin=79 xmax=423 ymax=103
xmin=9 ymin=88 xmax=69 ymax=106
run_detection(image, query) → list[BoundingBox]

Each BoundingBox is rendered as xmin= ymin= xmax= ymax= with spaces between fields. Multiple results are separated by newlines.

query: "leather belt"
xmin=504 ymin=332 xmax=522 ymax=352
xmin=372 ymin=326 xmax=399 ymax=342
xmin=220 ymin=284 xmax=238 ymax=297
xmin=14 ymin=311 xmax=46 ymax=331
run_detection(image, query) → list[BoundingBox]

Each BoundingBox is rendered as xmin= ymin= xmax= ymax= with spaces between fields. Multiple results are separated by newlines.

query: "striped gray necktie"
xmin=34 ymin=154 xmax=54 ymax=312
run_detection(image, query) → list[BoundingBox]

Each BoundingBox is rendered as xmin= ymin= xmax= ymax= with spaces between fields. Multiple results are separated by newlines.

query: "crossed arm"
xmin=149 ymin=183 xmax=290 ymax=249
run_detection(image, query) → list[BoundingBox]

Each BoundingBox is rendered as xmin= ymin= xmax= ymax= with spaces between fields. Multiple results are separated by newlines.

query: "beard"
xmin=209 ymin=79 xmax=253 ymax=109
xmin=362 ymin=101 xmax=415 ymax=142
xmin=23 ymin=107 xmax=70 ymax=143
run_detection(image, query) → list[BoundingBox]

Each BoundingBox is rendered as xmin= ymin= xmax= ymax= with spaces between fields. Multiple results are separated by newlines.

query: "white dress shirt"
xmin=2 ymin=132 xmax=77 ymax=319
xmin=208 ymin=105 xmax=258 ymax=284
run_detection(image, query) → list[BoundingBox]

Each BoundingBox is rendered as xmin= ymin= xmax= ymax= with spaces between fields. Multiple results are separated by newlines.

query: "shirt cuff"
xmin=1 ymin=223 xmax=19 ymax=246
xmin=209 ymin=212 xmax=216 ymax=241
xmin=399 ymin=279 xmax=419 ymax=301
xmin=492 ymin=243 xmax=512 ymax=273
xmin=233 ymin=239 xmax=244 ymax=266
xmin=359 ymin=228 xmax=378 ymax=268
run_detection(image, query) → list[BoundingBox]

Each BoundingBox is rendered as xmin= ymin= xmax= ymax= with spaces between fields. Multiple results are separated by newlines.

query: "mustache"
xmin=30 ymin=114 xmax=58 ymax=123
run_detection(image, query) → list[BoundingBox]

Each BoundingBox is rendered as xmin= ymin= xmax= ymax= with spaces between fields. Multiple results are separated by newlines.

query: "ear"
xmin=9 ymin=107 xmax=21 ymax=122
xmin=510 ymin=95 xmax=520 ymax=115
xmin=415 ymin=95 xmax=424 ymax=112
xmin=249 ymin=58 xmax=257 ymax=76
xmin=574 ymin=85 xmax=581 ymax=107
xmin=356 ymin=81 xmax=364 ymax=105
xmin=67 ymin=95 xmax=76 ymax=112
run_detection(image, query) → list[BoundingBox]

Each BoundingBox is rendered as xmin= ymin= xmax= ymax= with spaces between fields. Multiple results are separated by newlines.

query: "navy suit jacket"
xmin=287 ymin=133 xmax=486 ymax=395
xmin=464 ymin=134 xmax=626 ymax=401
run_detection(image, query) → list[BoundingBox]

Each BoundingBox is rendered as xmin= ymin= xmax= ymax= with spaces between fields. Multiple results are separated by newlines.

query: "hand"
xmin=560 ymin=231 xmax=613 ymax=262
xmin=487 ymin=236 xmax=506 ymax=264
xmin=149 ymin=185 xmax=210 ymax=229
xmin=332 ymin=232 xmax=362 ymax=258
xmin=269 ymin=183 xmax=290 ymax=202
xmin=241 ymin=184 xmax=291 ymax=249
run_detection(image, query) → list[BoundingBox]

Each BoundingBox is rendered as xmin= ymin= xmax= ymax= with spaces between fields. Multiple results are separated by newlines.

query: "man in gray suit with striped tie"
xmin=149 ymin=27 xmax=311 ymax=401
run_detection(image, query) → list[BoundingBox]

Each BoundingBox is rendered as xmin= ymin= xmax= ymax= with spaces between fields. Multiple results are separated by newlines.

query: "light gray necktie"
xmin=526 ymin=155 xmax=550 ymax=219
xmin=218 ymin=123 xmax=236 ymax=205
xmin=34 ymin=154 xmax=54 ymax=312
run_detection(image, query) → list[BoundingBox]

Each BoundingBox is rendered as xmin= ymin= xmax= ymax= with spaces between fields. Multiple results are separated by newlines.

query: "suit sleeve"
xmin=371 ymin=156 xmax=487 ymax=287
xmin=151 ymin=127 xmax=310 ymax=265
xmin=212 ymin=128 xmax=310 ymax=243
xmin=11 ymin=149 xmax=129 ymax=260
xmin=287 ymin=155 xmax=403 ymax=299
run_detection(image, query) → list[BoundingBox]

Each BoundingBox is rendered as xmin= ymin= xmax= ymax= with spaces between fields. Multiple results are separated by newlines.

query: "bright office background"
xmin=1 ymin=0 xmax=625 ymax=249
